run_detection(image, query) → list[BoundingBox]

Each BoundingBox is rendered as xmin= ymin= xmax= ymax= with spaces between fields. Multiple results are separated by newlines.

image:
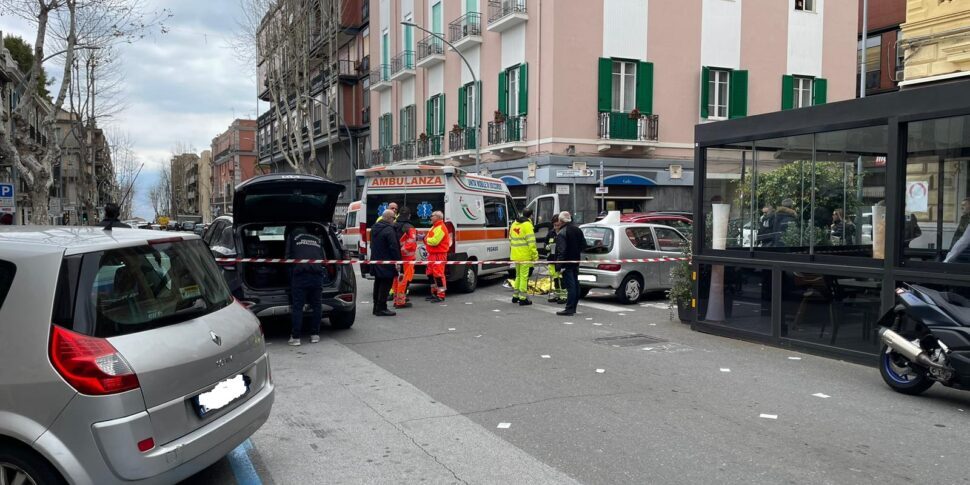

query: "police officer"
xmin=286 ymin=226 xmax=328 ymax=346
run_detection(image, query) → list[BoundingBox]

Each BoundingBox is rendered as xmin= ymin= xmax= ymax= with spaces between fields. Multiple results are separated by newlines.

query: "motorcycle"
xmin=877 ymin=284 xmax=970 ymax=395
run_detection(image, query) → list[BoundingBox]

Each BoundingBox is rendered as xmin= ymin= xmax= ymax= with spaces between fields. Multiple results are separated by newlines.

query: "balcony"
xmin=487 ymin=114 xmax=528 ymax=155
xmin=371 ymin=147 xmax=393 ymax=166
xmin=448 ymin=127 xmax=478 ymax=161
xmin=416 ymin=135 xmax=444 ymax=160
xmin=370 ymin=65 xmax=392 ymax=91
xmin=338 ymin=59 xmax=360 ymax=82
xmin=390 ymin=51 xmax=415 ymax=81
xmin=597 ymin=112 xmax=660 ymax=152
xmin=448 ymin=13 xmax=482 ymax=52
xmin=487 ymin=0 xmax=527 ymax=33
xmin=392 ymin=141 xmax=416 ymax=162
xmin=416 ymin=36 xmax=445 ymax=68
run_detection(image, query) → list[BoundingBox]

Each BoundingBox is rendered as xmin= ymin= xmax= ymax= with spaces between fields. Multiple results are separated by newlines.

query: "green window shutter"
xmin=636 ymin=61 xmax=654 ymax=115
xmin=728 ymin=69 xmax=748 ymax=119
xmin=498 ymin=70 xmax=507 ymax=116
xmin=813 ymin=78 xmax=827 ymax=105
xmin=518 ymin=63 xmax=528 ymax=116
xmin=438 ymin=94 xmax=445 ymax=135
xmin=388 ymin=113 xmax=394 ymax=143
xmin=426 ymin=98 xmax=432 ymax=135
xmin=476 ymin=80 xmax=482 ymax=127
xmin=781 ymin=75 xmax=794 ymax=110
xmin=597 ymin=57 xmax=613 ymax=113
xmin=458 ymin=86 xmax=466 ymax=127
xmin=700 ymin=66 xmax=710 ymax=118
xmin=399 ymin=108 xmax=405 ymax=142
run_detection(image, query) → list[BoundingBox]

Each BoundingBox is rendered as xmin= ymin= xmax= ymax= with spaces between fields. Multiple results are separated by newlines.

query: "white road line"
xmin=493 ymin=298 xmax=562 ymax=315
xmin=578 ymin=301 xmax=633 ymax=313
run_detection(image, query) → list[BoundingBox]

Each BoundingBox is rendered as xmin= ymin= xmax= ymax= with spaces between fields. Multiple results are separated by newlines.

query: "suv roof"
xmin=0 ymin=226 xmax=200 ymax=255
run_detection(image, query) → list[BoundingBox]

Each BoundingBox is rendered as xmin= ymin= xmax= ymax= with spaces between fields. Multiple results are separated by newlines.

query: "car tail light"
xmin=597 ymin=264 xmax=621 ymax=271
xmin=337 ymin=293 xmax=354 ymax=303
xmin=445 ymin=221 xmax=456 ymax=254
xmin=49 ymin=325 xmax=140 ymax=395
xmin=137 ymin=437 xmax=155 ymax=453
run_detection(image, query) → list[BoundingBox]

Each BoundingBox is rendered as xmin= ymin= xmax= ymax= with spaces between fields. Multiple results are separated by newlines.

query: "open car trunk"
xmin=239 ymin=222 xmax=341 ymax=290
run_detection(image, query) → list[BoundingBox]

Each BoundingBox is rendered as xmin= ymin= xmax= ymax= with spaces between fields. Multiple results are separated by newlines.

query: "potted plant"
xmin=452 ymin=123 xmax=463 ymax=133
xmin=666 ymin=239 xmax=694 ymax=323
xmin=419 ymin=132 xmax=428 ymax=141
xmin=494 ymin=110 xmax=506 ymax=123
xmin=628 ymin=108 xmax=642 ymax=120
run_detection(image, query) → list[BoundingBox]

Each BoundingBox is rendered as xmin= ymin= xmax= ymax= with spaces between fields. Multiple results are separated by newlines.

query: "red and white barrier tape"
xmin=214 ymin=257 xmax=689 ymax=265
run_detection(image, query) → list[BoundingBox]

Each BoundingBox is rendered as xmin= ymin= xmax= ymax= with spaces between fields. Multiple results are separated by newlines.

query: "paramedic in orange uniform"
xmin=393 ymin=207 xmax=417 ymax=308
xmin=424 ymin=210 xmax=451 ymax=303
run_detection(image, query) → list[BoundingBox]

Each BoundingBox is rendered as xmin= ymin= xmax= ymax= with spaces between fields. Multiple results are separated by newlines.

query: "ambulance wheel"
xmin=455 ymin=266 xmax=478 ymax=293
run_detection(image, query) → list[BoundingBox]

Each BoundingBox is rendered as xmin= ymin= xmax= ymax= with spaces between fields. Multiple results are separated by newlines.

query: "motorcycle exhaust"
xmin=877 ymin=327 xmax=946 ymax=371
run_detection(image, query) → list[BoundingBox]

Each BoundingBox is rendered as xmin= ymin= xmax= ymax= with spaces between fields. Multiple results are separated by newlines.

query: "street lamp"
xmin=401 ymin=21 xmax=482 ymax=174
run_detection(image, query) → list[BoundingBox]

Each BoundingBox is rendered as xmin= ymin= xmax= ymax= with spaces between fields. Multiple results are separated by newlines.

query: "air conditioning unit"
xmin=895 ymin=69 xmax=905 ymax=83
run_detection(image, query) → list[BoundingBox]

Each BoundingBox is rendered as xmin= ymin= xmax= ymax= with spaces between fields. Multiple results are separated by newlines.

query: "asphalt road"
xmin=184 ymin=275 xmax=970 ymax=484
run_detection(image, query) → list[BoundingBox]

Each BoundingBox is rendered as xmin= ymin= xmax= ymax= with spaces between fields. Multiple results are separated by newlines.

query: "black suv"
xmin=206 ymin=174 xmax=357 ymax=328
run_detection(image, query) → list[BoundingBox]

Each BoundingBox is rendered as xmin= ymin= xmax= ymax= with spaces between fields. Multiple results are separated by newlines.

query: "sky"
xmin=1 ymin=0 xmax=261 ymax=220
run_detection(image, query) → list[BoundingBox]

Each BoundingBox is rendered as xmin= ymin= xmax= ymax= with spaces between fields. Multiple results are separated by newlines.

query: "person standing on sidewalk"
xmin=510 ymin=208 xmax=539 ymax=306
xmin=370 ymin=210 xmax=401 ymax=316
xmin=555 ymin=211 xmax=587 ymax=316
xmin=286 ymin=226 xmax=328 ymax=345
xmin=393 ymin=207 xmax=417 ymax=309
xmin=545 ymin=214 xmax=567 ymax=304
xmin=424 ymin=211 xmax=451 ymax=303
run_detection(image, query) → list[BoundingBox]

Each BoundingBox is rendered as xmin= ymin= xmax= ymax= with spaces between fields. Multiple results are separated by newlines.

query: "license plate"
xmin=194 ymin=375 xmax=250 ymax=417
xmin=578 ymin=275 xmax=596 ymax=282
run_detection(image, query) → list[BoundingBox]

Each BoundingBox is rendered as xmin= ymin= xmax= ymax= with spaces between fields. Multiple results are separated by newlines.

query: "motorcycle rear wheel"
xmin=879 ymin=345 xmax=935 ymax=395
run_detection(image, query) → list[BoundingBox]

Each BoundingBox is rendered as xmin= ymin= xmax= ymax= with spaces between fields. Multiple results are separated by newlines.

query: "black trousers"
xmin=373 ymin=277 xmax=394 ymax=313
xmin=561 ymin=266 xmax=580 ymax=313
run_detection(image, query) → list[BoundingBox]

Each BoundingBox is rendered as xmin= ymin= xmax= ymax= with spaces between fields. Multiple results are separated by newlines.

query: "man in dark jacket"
xmin=286 ymin=226 xmax=328 ymax=346
xmin=555 ymin=211 xmax=587 ymax=316
xmin=100 ymin=203 xmax=131 ymax=229
xmin=774 ymin=199 xmax=797 ymax=246
xmin=370 ymin=209 xmax=401 ymax=316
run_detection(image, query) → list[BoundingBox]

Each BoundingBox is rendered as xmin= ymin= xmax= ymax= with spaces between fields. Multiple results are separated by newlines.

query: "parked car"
xmin=0 ymin=226 xmax=274 ymax=484
xmin=578 ymin=212 xmax=689 ymax=304
xmin=340 ymin=200 xmax=362 ymax=258
xmin=226 ymin=174 xmax=357 ymax=327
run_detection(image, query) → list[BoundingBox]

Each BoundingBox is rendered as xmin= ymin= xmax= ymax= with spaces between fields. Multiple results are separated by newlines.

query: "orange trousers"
xmin=426 ymin=253 xmax=448 ymax=298
xmin=393 ymin=262 xmax=415 ymax=307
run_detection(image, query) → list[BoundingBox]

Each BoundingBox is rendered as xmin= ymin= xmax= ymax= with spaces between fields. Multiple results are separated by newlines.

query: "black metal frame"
xmin=692 ymin=79 xmax=970 ymax=364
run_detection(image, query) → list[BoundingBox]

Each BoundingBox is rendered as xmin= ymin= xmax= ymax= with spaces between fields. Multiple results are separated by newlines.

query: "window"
xmin=430 ymin=94 xmax=443 ymax=135
xmin=794 ymin=77 xmax=813 ymax=109
xmin=795 ymin=0 xmax=814 ymax=11
xmin=507 ymin=67 xmax=519 ymax=116
xmin=464 ymin=82 xmax=477 ymax=127
xmin=582 ymin=227 xmax=615 ymax=253
xmin=365 ymin=193 xmax=446 ymax=229
xmin=626 ymin=227 xmax=656 ymax=251
xmin=432 ymin=2 xmax=443 ymax=34
xmin=707 ymin=69 xmax=730 ymax=120
xmin=400 ymin=105 xmax=416 ymax=142
xmin=858 ymin=35 xmax=881 ymax=91
xmin=612 ymin=60 xmax=637 ymax=113
xmin=81 ymin=240 xmax=231 ymax=338
xmin=484 ymin=197 xmax=508 ymax=228
xmin=536 ymin=197 xmax=555 ymax=225
xmin=654 ymin=227 xmax=687 ymax=252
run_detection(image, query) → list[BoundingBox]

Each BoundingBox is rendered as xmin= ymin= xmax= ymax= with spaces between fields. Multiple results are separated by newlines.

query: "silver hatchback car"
xmin=579 ymin=216 xmax=688 ymax=304
xmin=0 ymin=227 xmax=274 ymax=484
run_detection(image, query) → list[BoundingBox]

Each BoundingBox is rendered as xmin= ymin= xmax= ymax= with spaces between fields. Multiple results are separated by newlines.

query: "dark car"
xmin=228 ymin=174 xmax=357 ymax=328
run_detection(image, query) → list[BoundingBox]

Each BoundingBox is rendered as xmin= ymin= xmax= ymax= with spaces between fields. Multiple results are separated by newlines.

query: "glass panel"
xmin=782 ymin=271 xmax=881 ymax=354
xmin=904 ymin=114 xmax=970 ymax=264
xmin=707 ymin=72 xmax=717 ymax=118
xmin=716 ymin=71 xmax=729 ymax=118
xmin=813 ymin=125 xmax=888 ymax=259
xmin=483 ymin=196 xmax=507 ymax=228
xmin=508 ymin=68 xmax=518 ymax=116
xmin=654 ymin=227 xmax=687 ymax=252
xmin=698 ymin=264 xmax=773 ymax=335
xmin=623 ymin=62 xmax=636 ymax=112
xmin=612 ymin=61 xmax=622 ymax=112
xmin=703 ymin=143 xmax=752 ymax=251
xmin=582 ymin=227 xmax=614 ymax=254
xmin=750 ymin=134 xmax=813 ymax=253
xmin=625 ymin=227 xmax=655 ymax=251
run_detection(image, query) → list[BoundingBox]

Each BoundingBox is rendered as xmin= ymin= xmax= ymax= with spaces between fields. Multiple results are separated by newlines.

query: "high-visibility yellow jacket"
xmin=425 ymin=220 xmax=451 ymax=254
xmin=509 ymin=218 xmax=538 ymax=261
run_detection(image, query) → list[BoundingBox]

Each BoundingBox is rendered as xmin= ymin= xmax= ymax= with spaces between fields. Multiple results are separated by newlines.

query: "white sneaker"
xmin=288 ymin=337 xmax=301 ymax=346
xmin=310 ymin=334 xmax=320 ymax=344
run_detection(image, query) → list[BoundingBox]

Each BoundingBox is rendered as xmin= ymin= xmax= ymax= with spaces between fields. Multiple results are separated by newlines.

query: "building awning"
xmin=500 ymin=175 xmax=524 ymax=186
xmin=603 ymin=174 xmax=656 ymax=186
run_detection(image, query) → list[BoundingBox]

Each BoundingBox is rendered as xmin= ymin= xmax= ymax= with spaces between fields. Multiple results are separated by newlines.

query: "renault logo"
xmin=210 ymin=331 xmax=222 ymax=346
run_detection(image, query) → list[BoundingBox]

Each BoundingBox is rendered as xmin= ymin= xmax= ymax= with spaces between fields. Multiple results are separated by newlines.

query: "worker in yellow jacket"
xmin=509 ymin=208 xmax=539 ymax=305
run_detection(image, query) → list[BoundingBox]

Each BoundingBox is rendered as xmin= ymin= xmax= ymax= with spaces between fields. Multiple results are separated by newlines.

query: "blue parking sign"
xmin=0 ymin=183 xmax=14 ymax=209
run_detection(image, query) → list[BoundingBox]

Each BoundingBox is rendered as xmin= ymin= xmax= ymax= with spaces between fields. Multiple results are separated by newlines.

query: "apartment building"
xmin=170 ymin=153 xmax=199 ymax=218
xmin=899 ymin=0 xmax=970 ymax=87
xmin=198 ymin=149 xmax=212 ymax=223
xmin=211 ymin=119 xmax=258 ymax=217
xmin=858 ymin=0 xmax=906 ymax=96
xmin=369 ymin=0 xmax=858 ymax=220
xmin=256 ymin=0 xmax=371 ymax=212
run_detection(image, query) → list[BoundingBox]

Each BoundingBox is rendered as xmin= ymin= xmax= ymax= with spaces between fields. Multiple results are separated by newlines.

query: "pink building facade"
xmin=370 ymin=0 xmax=858 ymax=218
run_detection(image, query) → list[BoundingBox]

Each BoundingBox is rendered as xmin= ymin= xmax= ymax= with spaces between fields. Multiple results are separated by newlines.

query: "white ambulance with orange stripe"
xmin=355 ymin=164 xmax=518 ymax=292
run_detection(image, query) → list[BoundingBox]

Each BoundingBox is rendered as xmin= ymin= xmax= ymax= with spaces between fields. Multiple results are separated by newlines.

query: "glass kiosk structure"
xmin=692 ymin=80 xmax=970 ymax=363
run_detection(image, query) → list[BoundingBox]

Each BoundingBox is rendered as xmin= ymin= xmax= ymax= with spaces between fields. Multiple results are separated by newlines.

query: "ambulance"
xmin=355 ymin=164 xmax=517 ymax=293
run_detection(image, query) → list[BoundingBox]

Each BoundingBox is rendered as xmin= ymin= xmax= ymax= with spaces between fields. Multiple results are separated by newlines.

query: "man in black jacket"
xmin=555 ymin=211 xmax=587 ymax=316
xmin=286 ymin=226 xmax=328 ymax=346
xmin=100 ymin=203 xmax=131 ymax=229
xmin=370 ymin=209 xmax=401 ymax=316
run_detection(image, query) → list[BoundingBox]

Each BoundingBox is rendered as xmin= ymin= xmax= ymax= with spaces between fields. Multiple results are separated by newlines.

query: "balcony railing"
xmin=391 ymin=141 xmax=416 ymax=162
xmin=390 ymin=50 xmax=415 ymax=77
xmin=337 ymin=59 xmax=358 ymax=77
xmin=488 ymin=0 xmax=527 ymax=25
xmin=488 ymin=115 xmax=527 ymax=145
xmin=416 ymin=36 xmax=445 ymax=63
xmin=371 ymin=147 xmax=393 ymax=166
xmin=448 ymin=127 xmax=477 ymax=152
xmin=597 ymin=112 xmax=659 ymax=142
xmin=449 ymin=12 xmax=482 ymax=44
xmin=370 ymin=65 xmax=391 ymax=84
xmin=416 ymin=135 xmax=444 ymax=158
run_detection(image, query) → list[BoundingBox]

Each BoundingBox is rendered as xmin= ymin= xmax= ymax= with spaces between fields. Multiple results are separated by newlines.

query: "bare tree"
xmin=0 ymin=0 xmax=169 ymax=224
xmin=110 ymin=129 xmax=139 ymax=220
